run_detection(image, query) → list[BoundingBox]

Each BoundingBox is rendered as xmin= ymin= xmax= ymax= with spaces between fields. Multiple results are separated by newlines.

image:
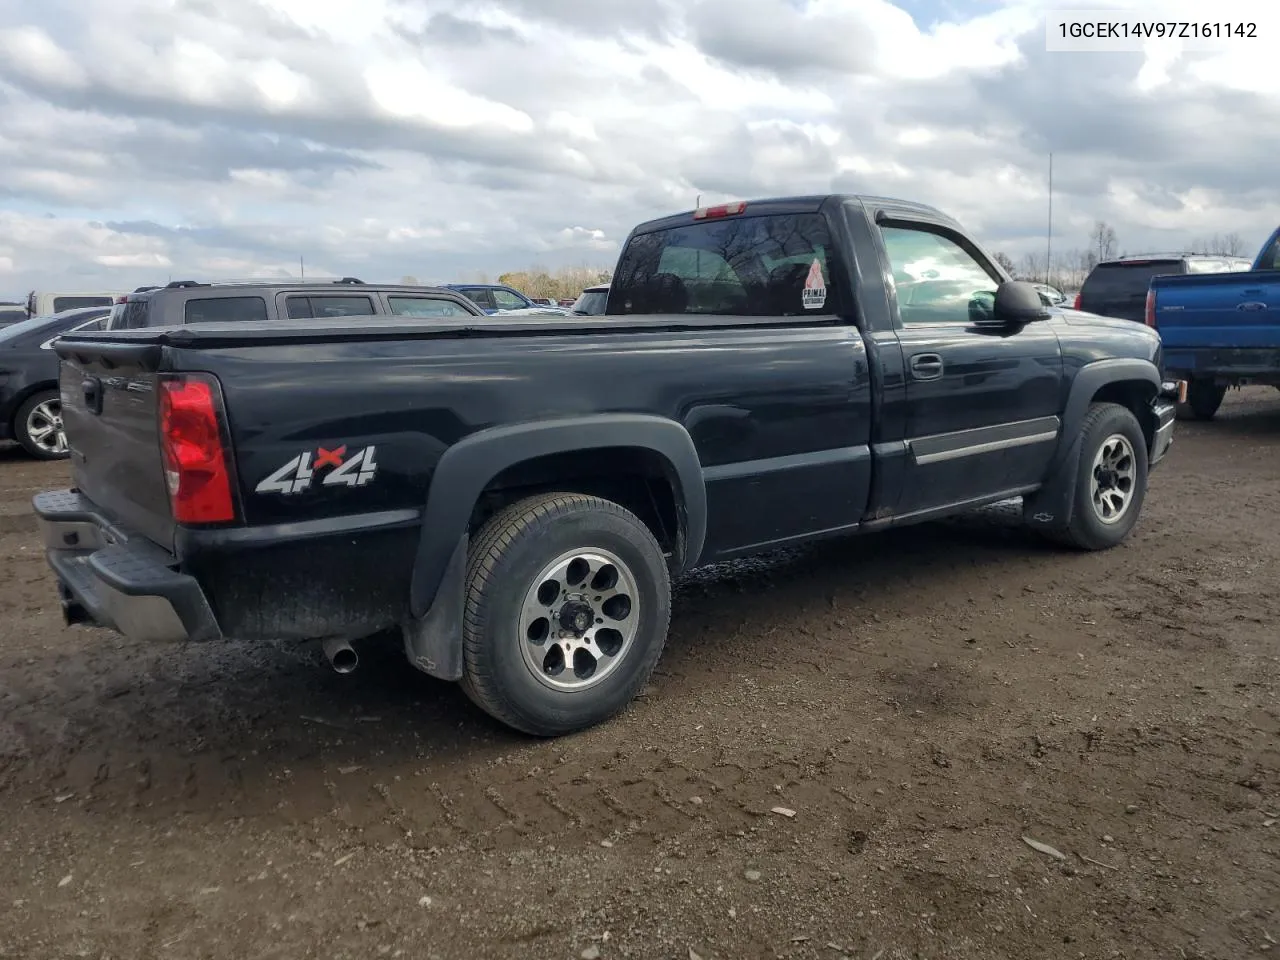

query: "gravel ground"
xmin=0 ymin=389 xmax=1277 ymax=960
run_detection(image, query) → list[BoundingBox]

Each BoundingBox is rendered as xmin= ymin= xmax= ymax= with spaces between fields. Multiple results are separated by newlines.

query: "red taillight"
xmin=1072 ymin=292 xmax=1082 ymax=310
xmin=158 ymin=376 xmax=235 ymax=524
xmin=115 ymin=295 xmax=128 ymax=304
xmin=693 ymin=201 xmax=746 ymax=220
xmin=1144 ymin=289 xmax=1156 ymax=328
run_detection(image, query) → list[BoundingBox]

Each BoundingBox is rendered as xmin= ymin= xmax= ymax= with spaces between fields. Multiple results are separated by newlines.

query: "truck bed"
xmin=52 ymin=314 xmax=877 ymax=641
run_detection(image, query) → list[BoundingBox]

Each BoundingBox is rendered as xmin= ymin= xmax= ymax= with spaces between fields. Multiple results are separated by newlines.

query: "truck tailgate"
xmin=1155 ymin=271 xmax=1280 ymax=350
xmin=57 ymin=340 xmax=176 ymax=552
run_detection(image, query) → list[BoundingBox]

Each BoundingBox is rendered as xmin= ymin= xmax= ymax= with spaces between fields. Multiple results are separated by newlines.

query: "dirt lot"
xmin=1 ymin=390 xmax=1277 ymax=960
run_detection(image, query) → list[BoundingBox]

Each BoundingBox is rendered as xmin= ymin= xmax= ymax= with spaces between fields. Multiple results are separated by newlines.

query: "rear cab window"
xmin=184 ymin=297 xmax=269 ymax=324
xmin=610 ymin=212 xmax=840 ymax=316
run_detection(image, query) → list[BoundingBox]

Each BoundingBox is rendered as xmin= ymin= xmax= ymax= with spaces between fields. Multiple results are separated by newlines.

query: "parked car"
xmin=443 ymin=283 xmax=569 ymax=315
xmin=1074 ymin=254 xmax=1252 ymax=321
xmin=570 ymin=284 xmax=610 ymax=316
xmin=1147 ymin=227 xmax=1280 ymax=419
xmin=0 ymin=306 xmax=111 ymax=459
xmin=1033 ymin=283 xmax=1067 ymax=307
xmin=103 ymin=278 xmax=484 ymax=329
xmin=36 ymin=193 xmax=1178 ymax=737
xmin=0 ymin=302 xmax=27 ymax=326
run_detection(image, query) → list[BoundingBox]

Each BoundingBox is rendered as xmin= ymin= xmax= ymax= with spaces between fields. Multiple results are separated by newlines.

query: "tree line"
xmin=994 ymin=221 xmax=1249 ymax=294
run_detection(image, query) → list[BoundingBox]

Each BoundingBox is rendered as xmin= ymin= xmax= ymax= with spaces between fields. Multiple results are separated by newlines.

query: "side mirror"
xmin=991 ymin=280 xmax=1052 ymax=326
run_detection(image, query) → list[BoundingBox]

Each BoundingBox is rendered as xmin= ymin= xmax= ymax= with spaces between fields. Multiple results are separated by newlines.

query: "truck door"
xmin=876 ymin=220 xmax=1064 ymax=518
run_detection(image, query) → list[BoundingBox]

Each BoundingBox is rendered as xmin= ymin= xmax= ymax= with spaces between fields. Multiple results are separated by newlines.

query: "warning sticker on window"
xmin=802 ymin=258 xmax=826 ymax=310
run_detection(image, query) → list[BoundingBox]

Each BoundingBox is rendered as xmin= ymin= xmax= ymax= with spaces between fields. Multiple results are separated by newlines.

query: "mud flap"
xmin=1022 ymin=433 xmax=1082 ymax=532
xmin=402 ymin=534 xmax=467 ymax=681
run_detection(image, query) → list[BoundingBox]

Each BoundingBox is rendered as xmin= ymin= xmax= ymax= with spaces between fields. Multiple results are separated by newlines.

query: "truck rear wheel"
xmin=460 ymin=492 xmax=671 ymax=737
xmin=1177 ymin=379 xmax=1226 ymax=421
xmin=1042 ymin=401 xmax=1149 ymax=551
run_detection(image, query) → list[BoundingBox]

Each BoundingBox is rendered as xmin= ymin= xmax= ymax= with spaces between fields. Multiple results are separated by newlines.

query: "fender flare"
xmin=1024 ymin=357 xmax=1159 ymax=530
xmin=408 ymin=413 xmax=707 ymax=620
xmin=1058 ymin=358 xmax=1159 ymax=452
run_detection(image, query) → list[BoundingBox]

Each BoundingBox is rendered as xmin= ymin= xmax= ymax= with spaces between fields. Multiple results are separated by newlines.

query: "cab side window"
xmin=284 ymin=296 xmax=376 ymax=319
xmin=880 ymin=225 xmax=1000 ymax=326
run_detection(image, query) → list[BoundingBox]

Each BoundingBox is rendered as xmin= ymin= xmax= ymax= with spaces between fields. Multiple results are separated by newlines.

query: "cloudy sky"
xmin=0 ymin=0 xmax=1276 ymax=297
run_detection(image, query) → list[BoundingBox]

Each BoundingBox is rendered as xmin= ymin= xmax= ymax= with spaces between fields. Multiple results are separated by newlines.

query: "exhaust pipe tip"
xmin=322 ymin=637 xmax=359 ymax=674
xmin=62 ymin=599 xmax=91 ymax=627
xmin=58 ymin=583 xmax=91 ymax=627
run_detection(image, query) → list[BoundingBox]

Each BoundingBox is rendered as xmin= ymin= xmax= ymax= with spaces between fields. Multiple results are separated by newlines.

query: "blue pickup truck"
xmin=1149 ymin=227 xmax=1280 ymax=419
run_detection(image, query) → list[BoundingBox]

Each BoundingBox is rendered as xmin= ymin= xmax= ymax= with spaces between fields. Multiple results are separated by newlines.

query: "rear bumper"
xmin=33 ymin=489 xmax=221 ymax=643
xmin=1150 ymin=389 xmax=1178 ymax=468
xmin=1164 ymin=347 xmax=1280 ymax=385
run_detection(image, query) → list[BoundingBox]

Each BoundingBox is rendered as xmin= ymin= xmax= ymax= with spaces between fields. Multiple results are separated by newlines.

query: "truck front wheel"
xmin=1043 ymin=402 xmax=1150 ymax=551
xmin=1177 ymin=379 xmax=1226 ymax=421
xmin=459 ymin=492 xmax=671 ymax=737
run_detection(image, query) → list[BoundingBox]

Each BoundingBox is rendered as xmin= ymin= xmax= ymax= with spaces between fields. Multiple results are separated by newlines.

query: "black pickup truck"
xmin=36 ymin=195 xmax=1179 ymax=736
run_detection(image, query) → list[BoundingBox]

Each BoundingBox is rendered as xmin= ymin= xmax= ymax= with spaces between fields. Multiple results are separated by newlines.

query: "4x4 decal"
xmin=255 ymin=445 xmax=378 ymax=495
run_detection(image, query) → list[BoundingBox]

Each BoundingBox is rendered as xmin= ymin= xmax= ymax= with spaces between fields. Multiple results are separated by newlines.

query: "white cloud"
xmin=0 ymin=0 xmax=1274 ymax=296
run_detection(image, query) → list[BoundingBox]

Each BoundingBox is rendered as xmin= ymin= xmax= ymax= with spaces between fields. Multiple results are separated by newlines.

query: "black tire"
xmin=1042 ymin=402 xmax=1149 ymax=551
xmin=13 ymin=389 xmax=69 ymax=460
xmin=1176 ymin=379 xmax=1226 ymax=421
xmin=460 ymin=492 xmax=671 ymax=737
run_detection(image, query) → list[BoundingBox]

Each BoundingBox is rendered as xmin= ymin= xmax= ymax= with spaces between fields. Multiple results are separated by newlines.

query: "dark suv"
xmin=1076 ymin=254 xmax=1252 ymax=322
xmin=104 ymin=278 xmax=486 ymax=329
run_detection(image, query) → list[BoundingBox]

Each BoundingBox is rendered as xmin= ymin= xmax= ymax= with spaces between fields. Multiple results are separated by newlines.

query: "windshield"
xmin=572 ymin=290 xmax=609 ymax=315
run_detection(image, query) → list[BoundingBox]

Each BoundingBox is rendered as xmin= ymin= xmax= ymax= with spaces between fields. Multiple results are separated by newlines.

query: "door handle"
xmin=1237 ymin=302 xmax=1267 ymax=312
xmin=910 ymin=353 xmax=943 ymax=380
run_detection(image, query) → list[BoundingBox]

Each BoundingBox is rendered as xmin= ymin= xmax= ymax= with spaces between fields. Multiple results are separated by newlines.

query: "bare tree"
xmin=1019 ymin=252 xmax=1047 ymax=283
xmin=992 ymin=251 xmax=1017 ymax=276
xmin=1089 ymin=221 xmax=1118 ymax=263
xmin=1188 ymin=232 xmax=1247 ymax=256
